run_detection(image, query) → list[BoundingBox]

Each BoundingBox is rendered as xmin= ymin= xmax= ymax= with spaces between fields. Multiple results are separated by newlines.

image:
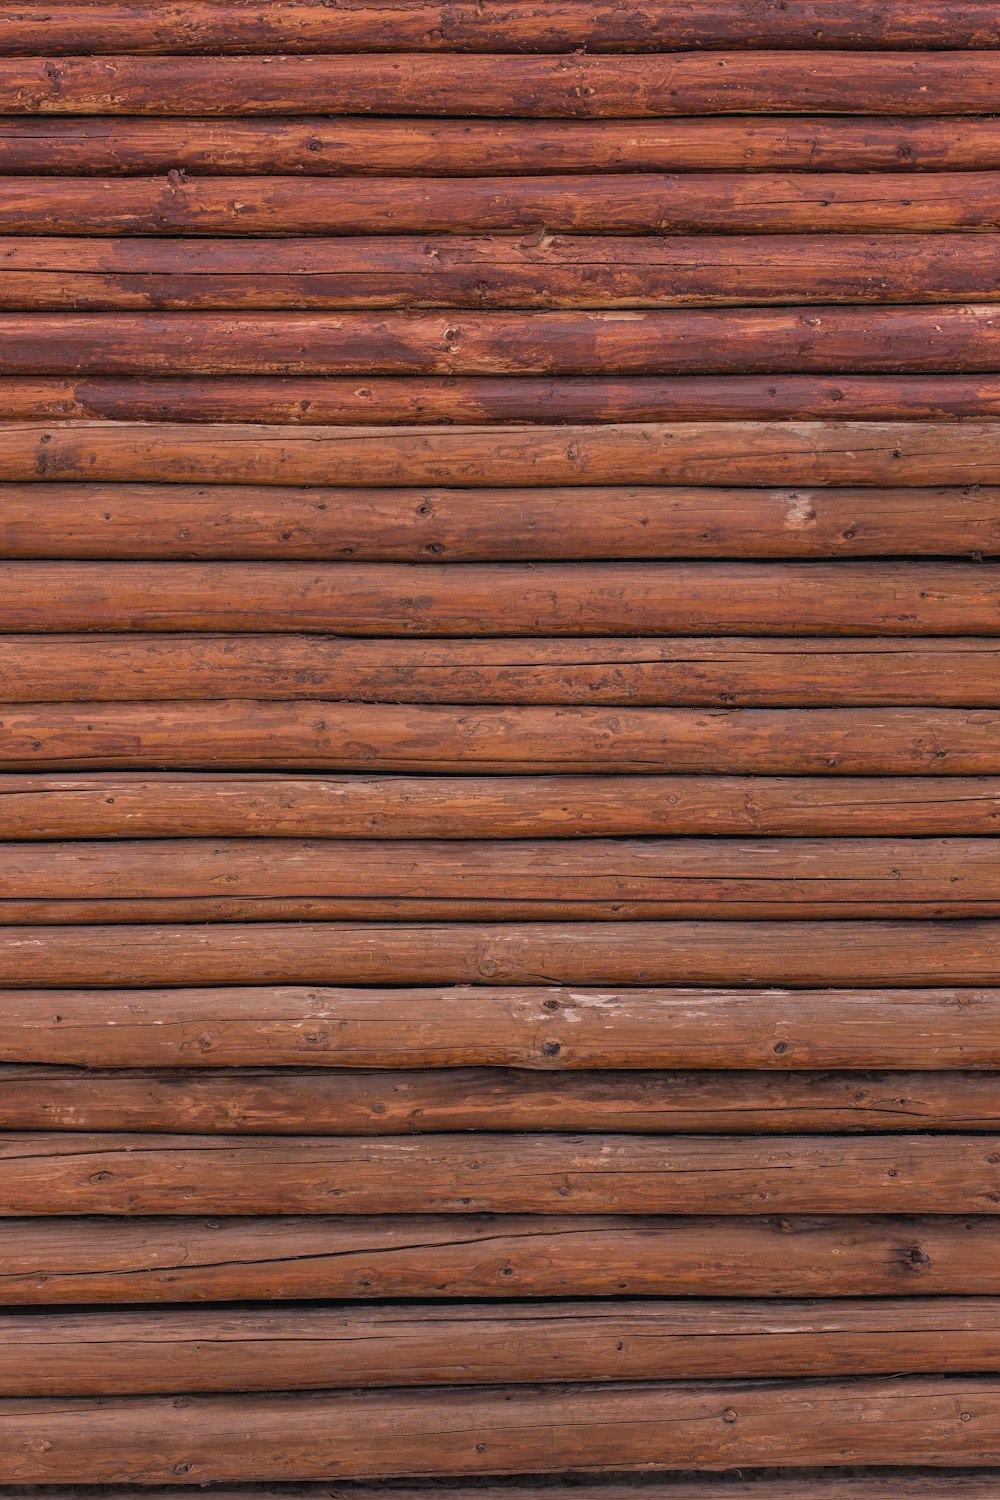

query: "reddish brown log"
xmin=2 ymin=984 xmax=997 ymax=1069
xmin=4 ymin=1066 xmax=998 ymax=1135
xmin=0 ymin=1214 xmax=995 ymax=1304
xmin=0 ymin=1482 xmax=991 ymax=1500
xmin=1 ymin=561 xmax=994 ymax=636
xmin=4 ymin=117 xmax=1000 ymax=176
xmin=4 ymin=481 xmax=998 ymax=559
xmin=0 ymin=921 xmax=996 ymax=988
xmin=4 ymin=421 xmax=999 ymax=486
xmin=8 ymin=235 xmax=1000 ymax=310
xmin=2 ymin=54 xmax=999 ymax=117
xmin=4 ymin=636 xmax=999 ymax=706
xmin=1 ymin=774 xmax=998 ymax=839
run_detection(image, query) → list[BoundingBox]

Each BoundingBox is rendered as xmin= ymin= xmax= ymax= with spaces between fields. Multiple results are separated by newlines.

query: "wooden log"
xmin=0 ymin=1482 xmax=994 ymax=1500
xmin=2 ymin=561 xmax=995 ymax=636
xmin=5 ymin=421 xmax=1000 ymax=487
xmin=4 ymin=481 xmax=999 ymax=559
xmin=2 ymin=54 xmax=999 ymax=117
xmin=4 ymin=2 xmax=999 ymax=54
xmin=4 ymin=1066 xmax=999 ymax=1135
xmin=3 ymin=704 xmax=999 ymax=775
xmin=5 ymin=175 xmax=1000 ymax=238
xmin=8 ymin=376 xmax=1000 ymax=426
xmin=10 ymin=1299 xmax=1000 ymax=1395
xmin=7 ymin=308 xmax=1000 ymax=377
xmin=5 ymin=636 xmax=999 ymax=706
xmin=4 ymin=117 xmax=1000 ymax=177
xmin=1 ymin=836 xmax=998 ymax=923
xmin=6 ymin=235 xmax=1000 ymax=309
xmin=1 ymin=774 xmax=999 ymax=839
xmin=2 ymin=1131 xmax=1000 ymax=1215
xmin=3 ymin=984 xmax=999 ymax=1069
xmin=0 ymin=1213 xmax=996 ymax=1303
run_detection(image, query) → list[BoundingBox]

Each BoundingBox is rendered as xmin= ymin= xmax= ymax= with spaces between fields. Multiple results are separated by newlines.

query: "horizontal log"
xmin=9 ymin=376 xmax=1000 ymax=426
xmin=0 ymin=1213 xmax=996 ymax=1303
xmin=3 ymin=984 xmax=998 ymax=1069
xmin=6 ymin=177 xmax=1000 ymax=236
xmin=7 ymin=308 xmax=1000 ymax=377
xmin=1 ymin=837 xmax=997 ymax=923
xmin=9 ymin=235 xmax=1000 ymax=310
xmin=10 ymin=1299 xmax=1000 ymax=1395
xmin=7 ymin=421 xmax=1000 ymax=486
xmin=2 ymin=562 xmax=995 ymax=636
xmin=3 ymin=54 xmax=999 ymax=117
xmin=2 ymin=921 xmax=996 ymax=988
xmin=1 ymin=774 xmax=999 ymax=839
xmin=4 ymin=1067 xmax=999 ymax=1134
xmin=5 ymin=637 xmax=999 ymax=706
xmin=0 ymin=1484 xmax=993 ymax=1500
xmin=2 ymin=704 xmax=998 ymax=774
xmin=4 ymin=481 xmax=999 ymax=559
xmin=5 ymin=117 xmax=1000 ymax=177
xmin=5 ymin=2 xmax=999 ymax=54
xmin=3 ymin=1131 xmax=1000 ymax=1215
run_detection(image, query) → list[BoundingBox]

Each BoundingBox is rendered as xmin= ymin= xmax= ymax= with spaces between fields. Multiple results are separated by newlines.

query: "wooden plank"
xmin=8 ymin=235 xmax=1000 ymax=310
xmin=0 ymin=1482 xmax=992 ymax=1500
xmin=5 ymin=636 xmax=999 ymax=705
xmin=9 ymin=1300 xmax=1000 ymax=1394
xmin=3 ymin=704 xmax=998 ymax=774
xmin=7 ymin=308 xmax=1000 ymax=376
xmin=4 ymin=117 xmax=1000 ymax=176
xmin=2 ymin=921 xmax=995 ymax=988
xmin=4 ymin=420 xmax=1000 ymax=486
xmin=0 ymin=1214 xmax=996 ymax=1303
xmin=4 ymin=1066 xmax=999 ymax=1134
xmin=3 ymin=1378 xmax=1000 ymax=1479
xmin=1 ymin=836 xmax=998 ymax=923
xmin=5 ymin=481 xmax=999 ymax=558
xmin=5 ymin=2 xmax=999 ymax=54
xmin=2 ymin=54 xmax=998 ymax=117
xmin=1 ymin=562 xmax=996 ymax=635
xmin=1 ymin=774 xmax=998 ymax=839
xmin=2 ymin=1131 xmax=1000 ymax=1215
xmin=2 ymin=984 xmax=998 ymax=1069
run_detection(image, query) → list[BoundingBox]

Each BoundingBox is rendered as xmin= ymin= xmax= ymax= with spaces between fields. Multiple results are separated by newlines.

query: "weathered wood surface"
xmin=3 ymin=1066 xmax=998 ymax=1135
xmin=0 ymin=1214 xmax=995 ymax=1303
xmin=3 ymin=54 xmax=1000 ymax=117
xmin=3 ymin=1378 xmax=1000 ymax=1480
xmin=6 ymin=1482 xmax=999 ymax=1500
xmin=6 ymin=420 xmax=1000 ymax=486
xmin=1 ymin=774 xmax=998 ymax=839
xmin=3 ymin=1131 xmax=1000 ymax=1215
xmin=10 ymin=1300 xmax=1000 ymax=1394
xmin=2 ymin=984 xmax=997 ymax=1069
xmin=5 ymin=636 xmax=999 ymax=705
xmin=5 ymin=482 xmax=999 ymax=558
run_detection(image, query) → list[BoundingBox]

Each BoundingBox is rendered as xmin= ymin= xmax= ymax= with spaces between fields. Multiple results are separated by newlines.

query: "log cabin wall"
xmin=0 ymin=2 xmax=999 ymax=1495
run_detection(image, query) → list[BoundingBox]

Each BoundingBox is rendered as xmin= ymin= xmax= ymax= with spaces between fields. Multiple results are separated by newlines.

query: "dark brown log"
xmin=5 ymin=421 xmax=1000 ymax=487
xmin=2 ymin=704 xmax=998 ymax=774
xmin=9 ymin=1299 xmax=1000 ymax=1395
xmin=4 ymin=2 xmax=999 ymax=54
xmin=2 ymin=1131 xmax=1000 ymax=1215
xmin=8 ymin=376 xmax=1000 ymax=425
xmin=4 ymin=174 xmax=1000 ymax=238
xmin=1 ymin=774 xmax=999 ymax=839
xmin=5 ymin=636 xmax=999 ymax=706
xmin=2 ymin=54 xmax=999 ymax=117
xmin=9 ymin=235 xmax=1000 ymax=310
xmin=0 ymin=1214 xmax=995 ymax=1303
xmin=1 ymin=836 xmax=998 ymax=923
xmin=4 ymin=481 xmax=998 ymax=559
xmin=1 ymin=1482 xmax=995 ymax=1500
xmin=4 ymin=1066 xmax=998 ymax=1135
xmin=2 ymin=561 xmax=995 ymax=636
xmin=4 ymin=117 xmax=1000 ymax=177
xmin=2 ymin=984 xmax=997 ymax=1069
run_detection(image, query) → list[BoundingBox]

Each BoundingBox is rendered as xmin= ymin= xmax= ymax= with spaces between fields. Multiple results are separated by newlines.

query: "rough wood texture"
xmin=3 ymin=1482 xmax=996 ymax=1500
